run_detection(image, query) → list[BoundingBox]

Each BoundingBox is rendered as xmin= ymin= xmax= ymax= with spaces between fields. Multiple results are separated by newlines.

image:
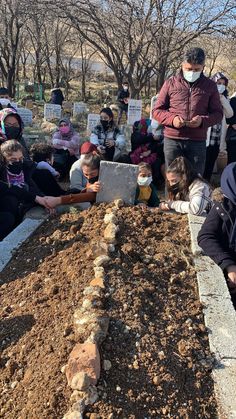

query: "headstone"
xmin=63 ymin=101 xmax=73 ymax=113
xmin=44 ymin=104 xmax=61 ymax=121
xmin=25 ymin=100 xmax=34 ymax=110
xmin=17 ymin=108 xmax=33 ymax=126
xmin=127 ymin=99 xmax=142 ymax=125
xmin=73 ymin=102 xmax=87 ymax=117
xmin=87 ymin=113 xmax=100 ymax=132
xmin=96 ymin=161 xmax=139 ymax=205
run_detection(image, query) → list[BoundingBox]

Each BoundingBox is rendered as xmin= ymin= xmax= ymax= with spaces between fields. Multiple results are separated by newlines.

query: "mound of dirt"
xmin=0 ymin=205 xmax=217 ymax=419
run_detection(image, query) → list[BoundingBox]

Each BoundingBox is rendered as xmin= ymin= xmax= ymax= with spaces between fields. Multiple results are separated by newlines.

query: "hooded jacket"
xmin=0 ymin=108 xmax=30 ymax=158
xmin=52 ymin=119 xmax=81 ymax=157
xmin=152 ymin=71 xmax=223 ymax=141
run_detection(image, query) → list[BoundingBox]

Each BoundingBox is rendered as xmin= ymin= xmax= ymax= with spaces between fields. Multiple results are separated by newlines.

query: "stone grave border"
xmin=188 ymin=213 xmax=236 ymax=419
xmin=0 ymin=209 xmax=235 ymax=417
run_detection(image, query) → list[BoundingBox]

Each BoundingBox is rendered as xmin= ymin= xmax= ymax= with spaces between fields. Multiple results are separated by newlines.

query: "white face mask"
xmin=217 ymin=84 xmax=225 ymax=94
xmin=0 ymin=98 xmax=11 ymax=108
xmin=183 ymin=70 xmax=201 ymax=83
xmin=138 ymin=176 xmax=152 ymax=186
xmin=123 ymin=86 xmax=128 ymax=91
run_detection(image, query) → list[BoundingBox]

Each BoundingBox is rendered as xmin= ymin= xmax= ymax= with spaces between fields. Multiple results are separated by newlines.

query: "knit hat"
xmin=80 ymin=142 xmax=97 ymax=155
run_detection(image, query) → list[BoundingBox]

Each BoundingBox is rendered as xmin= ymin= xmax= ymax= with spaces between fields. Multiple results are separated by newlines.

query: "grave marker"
xmin=73 ymin=102 xmax=87 ymax=117
xmin=17 ymin=108 xmax=33 ymax=126
xmin=127 ymin=99 xmax=142 ymax=125
xmin=87 ymin=113 xmax=100 ymax=132
xmin=44 ymin=104 xmax=61 ymax=121
xmin=96 ymin=161 xmax=139 ymax=204
xmin=150 ymin=95 xmax=158 ymax=119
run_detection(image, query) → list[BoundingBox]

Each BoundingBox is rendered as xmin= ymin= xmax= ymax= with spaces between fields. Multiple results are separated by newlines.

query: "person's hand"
xmin=159 ymin=201 xmax=170 ymax=211
xmin=141 ymin=150 xmax=151 ymax=157
xmin=173 ymin=116 xmax=185 ymax=128
xmin=86 ymin=181 xmax=101 ymax=193
xmin=97 ymin=146 xmax=106 ymax=154
xmin=44 ymin=196 xmax=62 ymax=208
xmin=153 ymin=135 xmax=162 ymax=141
xmin=54 ymin=171 xmax=60 ymax=178
xmin=227 ymin=265 xmax=236 ymax=291
xmin=232 ymin=124 xmax=236 ymax=130
xmin=105 ymin=139 xmax=115 ymax=148
xmin=187 ymin=115 xmax=202 ymax=128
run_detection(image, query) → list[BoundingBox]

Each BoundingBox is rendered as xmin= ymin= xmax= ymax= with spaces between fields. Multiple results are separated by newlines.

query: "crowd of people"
xmin=1 ymin=46 xmax=236 ymax=305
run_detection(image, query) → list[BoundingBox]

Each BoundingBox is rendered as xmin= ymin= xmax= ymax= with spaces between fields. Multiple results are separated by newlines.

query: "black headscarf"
xmin=221 ymin=163 xmax=236 ymax=249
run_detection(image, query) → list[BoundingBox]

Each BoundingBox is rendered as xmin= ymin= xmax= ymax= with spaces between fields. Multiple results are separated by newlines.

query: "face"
xmin=166 ymin=172 xmax=181 ymax=186
xmin=82 ymin=165 xmax=99 ymax=181
xmin=4 ymin=115 xmax=20 ymax=128
xmin=59 ymin=121 xmax=68 ymax=128
xmin=5 ymin=150 xmax=23 ymax=164
xmin=216 ymin=78 xmax=226 ymax=86
xmin=139 ymin=168 xmax=152 ymax=178
xmin=182 ymin=62 xmax=204 ymax=73
xmin=100 ymin=112 xmax=111 ymax=122
xmin=0 ymin=94 xmax=9 ymax=99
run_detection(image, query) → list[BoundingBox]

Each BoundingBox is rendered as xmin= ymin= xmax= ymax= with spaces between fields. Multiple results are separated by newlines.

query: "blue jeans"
xmin=164 ymin=138 xmax=206 ymax=175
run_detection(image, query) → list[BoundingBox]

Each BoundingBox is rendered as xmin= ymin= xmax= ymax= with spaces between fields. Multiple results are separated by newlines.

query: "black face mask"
xmin=5 ymin=126 xmax=21 ymax=140
xmin=169 ymin=182 xmax=180 ymax=194
xmin=88 ymin=176 xmax=99 ymax=184
xmin=100 ymin=120 xmax=109 ymax=130
xmin=7 ymin=161 xmax=23 ymax=174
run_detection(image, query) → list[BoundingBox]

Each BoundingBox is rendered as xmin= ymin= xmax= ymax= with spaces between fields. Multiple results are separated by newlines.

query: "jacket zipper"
xmin=187 ymin=87 xmax=192 ymax=121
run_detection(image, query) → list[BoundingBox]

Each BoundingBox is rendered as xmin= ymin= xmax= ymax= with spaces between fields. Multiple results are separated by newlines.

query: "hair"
xmin=81 ymin=154 xmax=101 ymax=171
xmin=138 ymin=162 xmax=152 ymax=173
xmin=183 ymin=47 xmax=205 ymax=65
xmin=30 ymin=143 xmax=53 ymax=163
xmin=166 ymin=156 xmax=206 ymax=200
xmin=122 ymin=81 xmax=129 ymax=85
xmin=0 ymin=140 xmax=23 ymax=164
xmin=100 ymin=107 xmax=114 ymax=120
xmin=0 ymin=87 xmax=9 ymax=96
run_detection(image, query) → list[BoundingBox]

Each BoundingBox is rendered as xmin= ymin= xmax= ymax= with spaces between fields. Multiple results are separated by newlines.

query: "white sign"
xmin=73 ymin=102 xmax=87 ymax=117
xmin=17 ymin=108 xmax=33 ymax=126
xmin=44 ymin=104 xmax=61 ymax=121
xmin=87 ymin=113 xmax=100 ymax=132
xmin=127 ymin=99 xmax=142 ymax=125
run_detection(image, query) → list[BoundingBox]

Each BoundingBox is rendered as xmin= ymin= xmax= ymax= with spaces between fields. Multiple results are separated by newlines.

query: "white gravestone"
xmin=73 ymin=102 xmax=87 ymax=117
xmin=87 ymin=113 xmax=100 ymax=132
xmin=150 ymin=95 xmax=158 ymax=119
xmin=17 ymin=108 xmax=33 ymax=126
xmin=127 ymin=99 xmax=142 ymax=125
xmin=96 ymin=161 xmax=139 ymax=205
xmin=44 ymin=104 xmax=61 ymax=121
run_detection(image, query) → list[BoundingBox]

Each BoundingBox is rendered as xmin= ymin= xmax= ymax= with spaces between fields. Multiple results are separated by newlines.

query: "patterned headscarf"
xmin=0 ymin=108 xmax=23 ymax=141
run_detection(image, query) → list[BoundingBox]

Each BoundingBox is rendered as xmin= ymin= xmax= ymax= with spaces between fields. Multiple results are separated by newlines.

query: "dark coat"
xmin=117 ymin=88 xmax=129 ymax=110
xmin=197 ymin=198 xmax=236 ymax=272
xmin=153 ymin=71 xmax=223 ymax=141
xmin=50 ymin=88 xmax=64 ymax=106
xmin=0 ymin=160 xmax=42 ymax=204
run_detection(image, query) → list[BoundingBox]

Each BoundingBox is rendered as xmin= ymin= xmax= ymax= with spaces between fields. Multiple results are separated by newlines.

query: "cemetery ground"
xmin=0 ymin=204 xmax=218 ymax=419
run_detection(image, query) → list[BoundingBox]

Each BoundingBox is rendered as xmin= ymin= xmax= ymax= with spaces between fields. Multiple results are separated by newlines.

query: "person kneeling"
xmin=135 ymin=162 xmax=160 ymax=207
xmin=160 ymin=156 xmax=212 ymax=215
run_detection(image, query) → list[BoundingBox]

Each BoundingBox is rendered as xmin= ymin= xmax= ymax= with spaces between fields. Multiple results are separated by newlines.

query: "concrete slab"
xmin=0 ymin=218 xmax=45 ymax=272
xmin=96 ymin=161 xmax=139 ymax=205
xmin=189 ymin=216 xmax=236 ymax=418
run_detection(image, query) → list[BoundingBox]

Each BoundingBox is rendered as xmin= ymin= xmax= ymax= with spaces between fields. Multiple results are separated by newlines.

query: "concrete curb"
xmin=188 ymin=214 xmax=236 ymax=419
xmin=0 ymin=213 xmax=46 ymax=273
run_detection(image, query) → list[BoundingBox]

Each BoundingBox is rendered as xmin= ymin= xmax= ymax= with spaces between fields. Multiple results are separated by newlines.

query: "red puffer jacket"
xmin=152 ymin=72 xmax=223 ymax=141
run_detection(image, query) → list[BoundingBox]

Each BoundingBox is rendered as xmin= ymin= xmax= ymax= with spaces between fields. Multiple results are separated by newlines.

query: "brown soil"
xmin=0 ymin=205 xmax=217 ymax=419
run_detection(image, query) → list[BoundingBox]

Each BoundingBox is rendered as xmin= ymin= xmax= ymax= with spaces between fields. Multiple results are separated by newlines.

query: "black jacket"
xmin=198 ymin=198 xmax=236 ymax=272
xmin=117 ymin=88 xmax=129 ymax=110
xmin=0 ymin=160 xmax=43 ymax=204
xmin=50 ymin=88 xmax=64 ymax=106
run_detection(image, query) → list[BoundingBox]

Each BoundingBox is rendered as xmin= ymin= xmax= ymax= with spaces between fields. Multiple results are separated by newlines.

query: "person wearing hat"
xmin=69 ymin=141 xmax=99 ymax=192
xmin=198 ymin=163 xmax=236 ymax=307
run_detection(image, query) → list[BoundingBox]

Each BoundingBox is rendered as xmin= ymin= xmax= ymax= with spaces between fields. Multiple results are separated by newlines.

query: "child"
xmin=198 ymin=163 xmax=236 ymax=307
xmin=70 ymin=142 xmax=98 ymax=193
xmin=160 ymin=156 xmax=212 ymax=215
xmin=30 ymin=143 xmax=60 ymax=178
xmin=135 ymin=162 xmax=160 ymax=207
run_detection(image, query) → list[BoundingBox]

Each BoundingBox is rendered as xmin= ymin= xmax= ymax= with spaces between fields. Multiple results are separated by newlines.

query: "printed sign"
xmin=17 ymin=108 xmax=33 ymax=126
xmin=73 ymin=102 xmax=87 ymax=117
xmin=87 ymin=113 xmax=100 ymax=132
xmin=44 ymin=104 xmax=61 ymax=121
xmin=127 ymin=99 xmax=142 ymax=125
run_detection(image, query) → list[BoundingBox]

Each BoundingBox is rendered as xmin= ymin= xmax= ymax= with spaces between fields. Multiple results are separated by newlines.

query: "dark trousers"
xmin=164 ymin=138 xmax=206 ymax=175
xmin=227 ymin=141 xmax=236 ymax=164
xmin=203 ymin=144 xmax=220 ymax=181
xmin=0 ymin=195 xmax=22 ymax=241
xmin=32 ymin=169 xmax=65 ymax=197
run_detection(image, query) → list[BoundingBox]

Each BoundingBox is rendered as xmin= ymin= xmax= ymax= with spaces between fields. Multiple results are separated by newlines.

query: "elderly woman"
xmin=52 ymin=118 xmax=81 ymax=179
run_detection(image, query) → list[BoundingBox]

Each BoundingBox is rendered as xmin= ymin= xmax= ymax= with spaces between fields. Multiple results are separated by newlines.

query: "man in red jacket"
xmin=152 ymin=47 xmax=223 ymax=175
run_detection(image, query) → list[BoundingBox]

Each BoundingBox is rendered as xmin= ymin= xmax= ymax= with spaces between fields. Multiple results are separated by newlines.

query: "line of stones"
xmin=62 ymin=200 xmax=122 ymax=419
